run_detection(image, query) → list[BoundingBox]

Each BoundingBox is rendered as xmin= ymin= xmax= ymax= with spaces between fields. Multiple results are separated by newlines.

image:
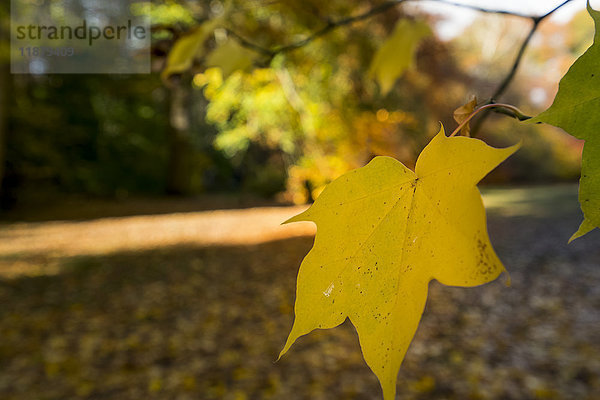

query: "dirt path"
xmin=0 ymin=206 xmax=313 ymax=278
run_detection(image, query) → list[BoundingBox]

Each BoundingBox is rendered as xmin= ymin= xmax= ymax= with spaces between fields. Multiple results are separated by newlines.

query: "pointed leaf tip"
xmin=568 ymin=218 xmax=596 ymax=243
xmin=504 ymin=270 xmax=512 ymax=287
xmin=282 ymin=209 xmax=311 ymax=225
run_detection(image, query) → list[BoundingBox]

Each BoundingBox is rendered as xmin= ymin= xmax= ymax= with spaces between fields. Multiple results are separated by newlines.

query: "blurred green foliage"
xmin=7 ymin=75 xmax=169 ymax=197
xmin=0 ymin=0 xmax=588 ymax=208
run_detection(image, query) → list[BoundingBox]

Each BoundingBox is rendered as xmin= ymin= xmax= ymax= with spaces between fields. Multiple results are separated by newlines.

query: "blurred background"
xmin=0 ymin=1 xmax=599 ymax=399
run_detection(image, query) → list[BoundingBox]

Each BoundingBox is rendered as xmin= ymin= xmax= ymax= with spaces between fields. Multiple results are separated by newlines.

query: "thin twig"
xmin=225 ymin=29 xmax=275 ymax=56
xmin=418 ymin=0 xmax=532 ymax=18
xmin=492 ymin=22 xmax=539 ymax=99
xmin=541 ymin=0 xmax=576 ymax=19
xmin=492 ymin=105 xmax=531 ymax=121
xmin=471 ymin=0 xmax=575 ymax=135
xmin=495 ymin=0 xmax=575 ymax=99
xmin=450 ymin=103 xmax=528 ymax=137
xmin=226 ymin=1 xmax=401 ymax=57
xmin=273 ymin=1 xmax=399 ymax=53
xmin=225 ymin=0 xmax=575 ymax=56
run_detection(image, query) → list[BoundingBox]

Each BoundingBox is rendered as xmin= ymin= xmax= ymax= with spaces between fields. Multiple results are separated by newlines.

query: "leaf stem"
xmin=449 ymin=103 xmax=528 ymax=137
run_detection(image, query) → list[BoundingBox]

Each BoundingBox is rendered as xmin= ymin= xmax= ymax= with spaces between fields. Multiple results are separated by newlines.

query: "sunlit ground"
xmin=481 ymin=183 xmax=580 ymax=218
xmin=0 ymin=205 xmax=313 ymax=279
xmin=0 ymin=185 xmax=598 ymax=399
xmin=0 ymin=184 xmax=580 ymax=279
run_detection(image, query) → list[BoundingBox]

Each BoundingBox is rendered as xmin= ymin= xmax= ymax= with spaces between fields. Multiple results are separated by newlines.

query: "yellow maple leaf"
xmin=205 ymin=40 xmax=256 ymax=79
xmin=161 ymin=0 xmax=234 ymax=82
xmin=161 ymin=24 xmax=216 ymax=81
xmin=369 ymin=19 xmax=431 ymax=95
xmin=279 ymin=126 xmax=519 ymax=400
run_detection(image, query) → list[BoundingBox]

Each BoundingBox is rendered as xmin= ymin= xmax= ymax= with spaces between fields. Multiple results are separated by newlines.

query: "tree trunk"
xmin=0 ymin=52 xmax=10 ymax=202
xmin=166 ymin=77 xmax=194 ymax=195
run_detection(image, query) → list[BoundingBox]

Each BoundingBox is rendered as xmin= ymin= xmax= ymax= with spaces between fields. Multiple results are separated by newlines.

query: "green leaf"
xmin=529 ymin=3 xmax=600 ymax=240
xmin=369 ymin=19 xmax=431 ymax=95
xmin=279 ymin=126 xmax=519 ymax=400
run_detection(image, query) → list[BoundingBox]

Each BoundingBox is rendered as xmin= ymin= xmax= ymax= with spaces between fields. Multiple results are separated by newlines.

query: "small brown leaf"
xmin=453 ymin=96 xmax=478 ymax=137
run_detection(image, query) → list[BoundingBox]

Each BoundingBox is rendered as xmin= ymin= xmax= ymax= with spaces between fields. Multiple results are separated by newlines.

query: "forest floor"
xmin=0 ymin=184 xmax=598 ymax=399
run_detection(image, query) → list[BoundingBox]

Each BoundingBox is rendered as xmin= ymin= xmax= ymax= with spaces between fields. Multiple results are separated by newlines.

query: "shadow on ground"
xmin=0 ymin=188 xmax=599 ymax=399
xmin=0 ymin=194 xmax=286 ymax=223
